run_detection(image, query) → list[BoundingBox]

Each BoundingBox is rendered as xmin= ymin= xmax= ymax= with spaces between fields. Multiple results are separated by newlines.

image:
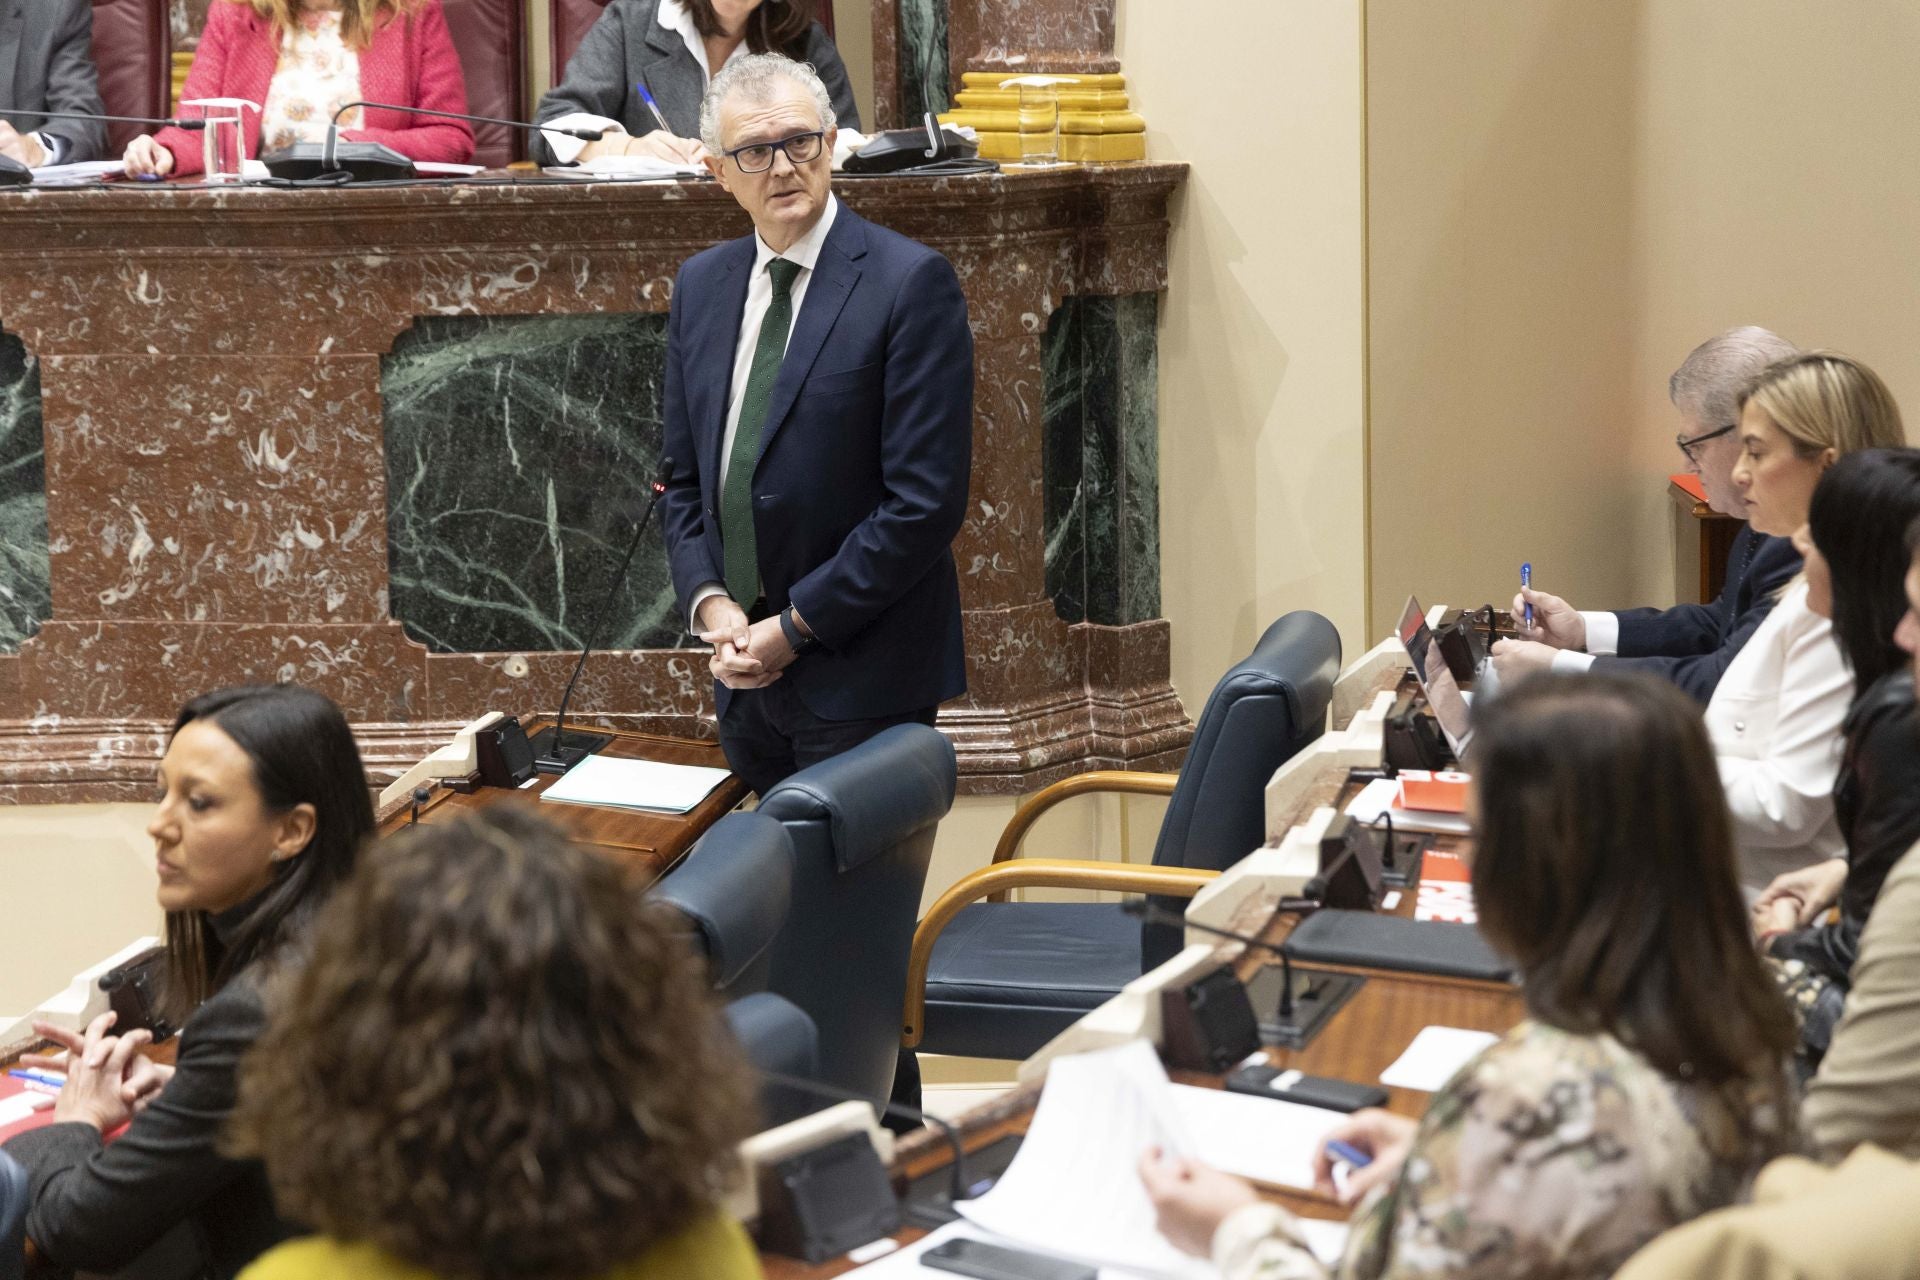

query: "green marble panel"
xmin=1043 ymin=294 xmax=1160 ymax=626
xmin=382 ymin=313 xmax=682 ymax=654
xmin=0 ymin=332 xmax=49 ymax=652
xmin=899 ymin=0 xmax=951 ymax=122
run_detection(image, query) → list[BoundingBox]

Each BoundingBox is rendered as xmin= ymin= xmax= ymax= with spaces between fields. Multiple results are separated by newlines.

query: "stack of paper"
xmin=538 ymin=755 xmax=731 ymax=814
xmin=542 ymin=154 xmax=704 ymax=181
xmin=953 ymin=1041 xmax=1354 ymax=1279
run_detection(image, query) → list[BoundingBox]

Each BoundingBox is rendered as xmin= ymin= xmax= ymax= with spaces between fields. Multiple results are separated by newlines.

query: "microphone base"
xmin=261 ymin=141 xmax=417 ymax=182
xmin=529 ymin=725 xmax=613 ymax=774
xmin=1246 ymin=965 xmax=1365 ymax=1050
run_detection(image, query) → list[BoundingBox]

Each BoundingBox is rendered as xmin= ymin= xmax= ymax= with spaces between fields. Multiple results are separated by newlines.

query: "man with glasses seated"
xmin=1491 ymin=327 xmax=1804 ymax=703
xmin=660 ymin=52 xmax=971 ymax=800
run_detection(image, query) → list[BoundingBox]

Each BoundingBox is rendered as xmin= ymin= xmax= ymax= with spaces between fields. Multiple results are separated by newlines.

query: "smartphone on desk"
xmin=922 ymin=1238 xmax=1096 ymax=1280
xmin=1225 ymin=1064 xmax=1389 ymax=1113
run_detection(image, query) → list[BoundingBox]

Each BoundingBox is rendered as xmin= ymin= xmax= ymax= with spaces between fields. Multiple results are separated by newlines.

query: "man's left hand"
xmin=1489 ymin=638 xmax=1561 ymax=680
xmin=0 ymin=122 xmax=46 ymax=168
xmin=742 ymin=614 xmax=797 ymax=676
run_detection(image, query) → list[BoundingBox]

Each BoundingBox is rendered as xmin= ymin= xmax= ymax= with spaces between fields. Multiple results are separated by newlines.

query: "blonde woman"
xmin=1709 ymin=352 xmax=1907 ymax=891
xmin=124 ymin=0 xmax=472 ymax=178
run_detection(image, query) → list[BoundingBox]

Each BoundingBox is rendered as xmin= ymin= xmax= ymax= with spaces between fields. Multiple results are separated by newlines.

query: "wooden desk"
xmin=376 ymin=719 xmax=748 ymax=885
xmin=1669 ymin=475 xmax=1740 ymax=604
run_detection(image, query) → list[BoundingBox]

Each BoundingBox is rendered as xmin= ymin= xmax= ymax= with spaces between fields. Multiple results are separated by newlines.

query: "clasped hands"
xmin=18 ymin=1011 xmax=174 ymax=1133
xmin=1138 ymin=1108 xmax=1418 ymax=1257
xmin=1489 ymin=584 xmax=1586 ymax=678
xmin=696 ymin=597 xmax=804 ymax=690
xmin=1751 ymin=857 xmax=1848 ymax=943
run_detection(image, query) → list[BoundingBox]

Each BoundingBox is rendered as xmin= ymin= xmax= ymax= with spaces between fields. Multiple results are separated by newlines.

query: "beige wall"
xmin=0 ymin=806 xmax=161 ymax=1016
xmin=1367 ymin=0 xmax=1920 ymax=625
xmin=1116 ymin=1 xmax=1371 ymax=705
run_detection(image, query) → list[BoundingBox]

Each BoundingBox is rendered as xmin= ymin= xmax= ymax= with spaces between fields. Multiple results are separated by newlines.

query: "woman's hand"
xmin=1311 ymin=1109 xmax=1418 ymax=1204
xmin=1137 ymin=1147 xmax=1260 ymax=1257
xmin=119 ymin=1058 xmax=175 ymax=1116
xmin=1752 ymin=857 xmax=1848 ymax=937
xmin=22 ymin=1013 xmax=153 ymax=1133
xmin=122 ymin=136 xmax=175 ymax=178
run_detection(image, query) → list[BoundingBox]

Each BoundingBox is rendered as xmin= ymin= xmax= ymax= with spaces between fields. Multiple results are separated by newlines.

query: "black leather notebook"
xmin=1282 ymin=910 xmax=1516 ymax=982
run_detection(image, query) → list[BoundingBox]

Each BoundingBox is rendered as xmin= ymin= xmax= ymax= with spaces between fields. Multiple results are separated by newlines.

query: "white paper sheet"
xmin=956 ymin=1041 xmax=1217 ymax=1279
xmin=1378 ymin=1026 xmax=1499 ymax=1091
xmin=537 ymin=754 xmax=731 ymax=814
xmin=1169 ymin=1083 xmax=1346 ymax=1191
xmin=28 ymin=160 xmax=125 ymax=183
xmin=416 ymin=161 xmax=484 ymax=176
xmin=1344 ymin=777 xmax=1473 ymax=836
xmin=542 ymin=153 xmax=703 ymax=180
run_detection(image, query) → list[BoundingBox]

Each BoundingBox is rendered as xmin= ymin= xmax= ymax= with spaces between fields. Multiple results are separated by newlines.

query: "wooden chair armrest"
xmin=991 ymin=770 xmax=1180 ymax=867
xmin=902 ymin=859 xmax=1217 ymax=1047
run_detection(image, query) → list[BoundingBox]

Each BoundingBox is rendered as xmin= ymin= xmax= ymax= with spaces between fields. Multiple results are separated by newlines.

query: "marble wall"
xmin=382 ymin=312 xmax=681 ymax=655
xmin=1043 ymin=294 xmax=1159 ymax=627
xmin=0 ymin=332 xmax=48 ymax=652
xmin=897 ymin=0 xmax=952 ymax=122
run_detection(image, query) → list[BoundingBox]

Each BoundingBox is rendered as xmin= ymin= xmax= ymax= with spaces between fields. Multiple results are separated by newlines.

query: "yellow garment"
xmin=1612 ymin=1145 xmax=1920 ymax=1280
xmin=237 ymin=1212 xmax=762 ymax=1280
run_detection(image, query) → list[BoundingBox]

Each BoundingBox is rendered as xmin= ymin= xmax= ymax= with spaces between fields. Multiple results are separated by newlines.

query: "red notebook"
xmin=1415 ymin=848 xmax=1476 ymax=924
xmin=1670 ymin=472 xmax=1708 ymax=503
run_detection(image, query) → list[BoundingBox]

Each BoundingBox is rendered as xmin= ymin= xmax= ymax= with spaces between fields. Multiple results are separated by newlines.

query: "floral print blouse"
xmin=1209 ymin=1021 xmax=1794 ymax=1280
xmin=259 ymin=11 xmax=364 ymax=154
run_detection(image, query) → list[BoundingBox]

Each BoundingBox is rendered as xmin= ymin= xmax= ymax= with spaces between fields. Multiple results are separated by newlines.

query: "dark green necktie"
xmin=722 ymin=257 xmax=804 ymax=604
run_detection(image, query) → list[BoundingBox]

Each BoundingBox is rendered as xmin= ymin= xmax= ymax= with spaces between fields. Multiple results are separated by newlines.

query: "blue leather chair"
xmin=1 ymin=1149 xmax=26 ymax=1280
xmin=653 ymin=812 xmax=822 ymax=1124
xmin=652 ymin=810 xmax=794 ymax=1001
xmin=903 ymin=612 xmax=1342 ymax=1061
xmin=756 ymin=724 xmax=957 ymax=1102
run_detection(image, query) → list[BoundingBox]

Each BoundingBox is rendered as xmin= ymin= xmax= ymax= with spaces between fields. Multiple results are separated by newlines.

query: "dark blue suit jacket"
xmin=1596 ymin=524 xmax=1802 ymax=704
xmin=660 ymin=203 xmax=972 ymax=721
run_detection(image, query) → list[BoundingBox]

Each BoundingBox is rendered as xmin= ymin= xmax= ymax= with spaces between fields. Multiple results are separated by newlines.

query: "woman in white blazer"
xmin=1707 ymin=352 xmax=1907 ymax=891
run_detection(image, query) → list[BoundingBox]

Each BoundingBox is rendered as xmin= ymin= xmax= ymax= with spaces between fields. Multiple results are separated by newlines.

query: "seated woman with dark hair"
xmin=1749 ymin=448 xmax=1920 ymax=1069
xmin=1141 ymin=672 xmax=1798 ymax=1280
xmin=4 ymin=685 xmax=375 ymax=1279
xmin=228 ymin=806 xmax=762 ymax=1280
xmin=125 ymin=0 xmax=472 ymax=178
xmin=534 ymin=0 xmax=859 ymax=166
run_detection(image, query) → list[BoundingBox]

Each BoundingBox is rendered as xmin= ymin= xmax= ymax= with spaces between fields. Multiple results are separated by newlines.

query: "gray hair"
xmin=1668 ymin=326 xmax=1800 ymax=430
xmin=700 ymin=53 xmax=836 ymax=155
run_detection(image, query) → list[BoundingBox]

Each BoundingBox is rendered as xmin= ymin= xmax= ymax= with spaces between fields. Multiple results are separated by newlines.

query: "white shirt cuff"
xmin=539 ymin=113 xmax=622 ymax=164
xmin=30 ymin=131 xmax=60 ymax=167
xmin=1582 ymin=611 xmax=1619 ymax=655
xmin=688 ymin=582 xmax=728 ymax=633
xmin=1551 ymin=649 xmax=1599 ymax=675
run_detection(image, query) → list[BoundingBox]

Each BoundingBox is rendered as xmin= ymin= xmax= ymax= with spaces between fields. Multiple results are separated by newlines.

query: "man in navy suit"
xmin=1492 ymin=327 xmax=1803 ymax=704
xmin=660 ymin=53 xmax=971 ymax=796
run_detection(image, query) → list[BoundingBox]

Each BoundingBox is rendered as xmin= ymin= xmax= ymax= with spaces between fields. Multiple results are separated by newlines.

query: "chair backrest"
xmin=724 ymin=991 xmax=821 ymax=1126
xmin=651 ymin=810 xmax=794 ymax=999
xmin=548 ymin=0 xmax=836 ymax=91
xmin=91 ymin=0 xmax=171 ymax=156
xmin=1142 ymin=610 xmax=1342 ymax=968
xmin=440 ymin=0 xmax=526 ymax=165
xmin=756 ymin=723 xmax=954 ymax=1101
xmin=0 ymin=1150 xmax=27 ymax=1280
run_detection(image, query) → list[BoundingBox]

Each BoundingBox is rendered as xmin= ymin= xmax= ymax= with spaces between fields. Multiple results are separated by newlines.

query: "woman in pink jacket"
xmin=124 ymin=0 xmax=473 ymax=177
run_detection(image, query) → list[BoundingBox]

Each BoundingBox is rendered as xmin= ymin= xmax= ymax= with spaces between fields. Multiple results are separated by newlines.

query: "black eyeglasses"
xmin=724 ymin=130 xmax=826 ymax=174
xmin=1676 ymin=422 xmax=1736 ymax=464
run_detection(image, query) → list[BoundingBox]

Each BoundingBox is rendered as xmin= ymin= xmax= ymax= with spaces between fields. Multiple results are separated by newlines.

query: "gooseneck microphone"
xmin=530 ymin=456 xmax=676 ymax=774
xmin=756 ymin=1070 xmax=979 ymax=1226
xmin=261 ymin=102 xmax=606 ymax=182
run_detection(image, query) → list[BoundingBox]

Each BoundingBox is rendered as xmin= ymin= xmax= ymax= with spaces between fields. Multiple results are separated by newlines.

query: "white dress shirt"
xmin=1546 ymin=611 xmax=1618 ymax=674
xmin=1705 ymin=579 xmax=1849 ymax=891
xmin=688 ymin=194 xmax=841 ymax=626
xmin=542 ymin=0 xmax=740 ymax=163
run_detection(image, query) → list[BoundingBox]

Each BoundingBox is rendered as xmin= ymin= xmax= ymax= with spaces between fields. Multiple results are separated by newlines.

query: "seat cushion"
xmin=921 ymin=901 xmax=1142 ymax=1061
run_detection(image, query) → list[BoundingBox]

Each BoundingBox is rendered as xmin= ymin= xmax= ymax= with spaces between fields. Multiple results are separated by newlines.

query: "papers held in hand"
xmin=537 ymin=754 xmax=731 ymax=814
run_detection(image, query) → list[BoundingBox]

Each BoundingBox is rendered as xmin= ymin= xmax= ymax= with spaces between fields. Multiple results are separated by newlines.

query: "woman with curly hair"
xmin=124 ymin=0 xmax=472 ymax=177
xmin=3 ymin=684 xmax=376 ymax=1278
xmin=228 ymin=806 xmax=762 ymax=1280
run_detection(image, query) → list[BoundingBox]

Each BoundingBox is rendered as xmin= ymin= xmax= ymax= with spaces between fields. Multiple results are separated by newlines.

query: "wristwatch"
xmin=778 ymin=607 xmax=819 ymax=656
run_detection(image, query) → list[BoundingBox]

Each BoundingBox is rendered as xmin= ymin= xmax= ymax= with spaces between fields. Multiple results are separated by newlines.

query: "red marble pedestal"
xmin=0 ymin=166 xmax=1190 ymax=800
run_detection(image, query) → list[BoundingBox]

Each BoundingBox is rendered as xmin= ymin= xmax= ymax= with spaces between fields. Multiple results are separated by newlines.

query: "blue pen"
xmin=135 ymin=172 xmax=160 ymax=182
xmin=1520 ymin=562 xmax=1533 ymax=632
xmin=9 ymin=1067 xmax=65 ymax=1089
xmin=1326 ymin=1139 xmax=1373 ymax=1169
xmin=635 ymin=78 xmax=673 ymax=136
